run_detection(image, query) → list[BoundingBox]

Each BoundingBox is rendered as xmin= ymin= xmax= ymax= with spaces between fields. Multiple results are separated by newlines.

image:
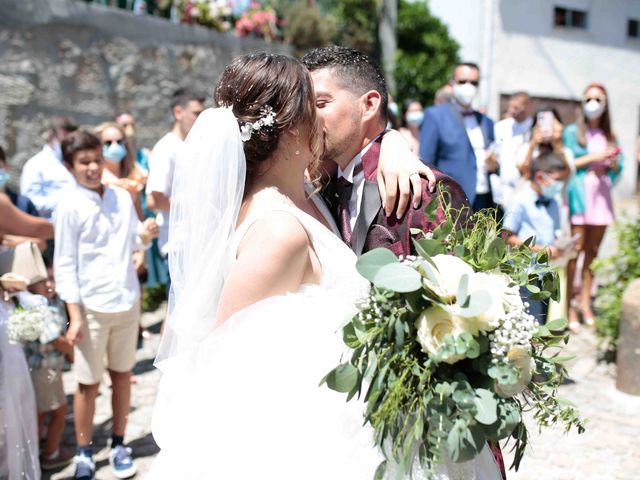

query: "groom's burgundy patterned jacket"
xmin=324 ymin=135 xmax=472 ymax=258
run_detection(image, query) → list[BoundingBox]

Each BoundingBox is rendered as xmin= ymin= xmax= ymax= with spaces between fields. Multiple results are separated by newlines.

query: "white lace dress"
xmin=148 ymin=200 xmax=501 ymax=480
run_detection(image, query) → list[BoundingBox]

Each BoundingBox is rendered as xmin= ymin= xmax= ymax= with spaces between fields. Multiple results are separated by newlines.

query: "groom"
xmin=301 ymin=46 xmax=470 ymax=257
xmin=302 ymin=46 xmax=506 ymax=479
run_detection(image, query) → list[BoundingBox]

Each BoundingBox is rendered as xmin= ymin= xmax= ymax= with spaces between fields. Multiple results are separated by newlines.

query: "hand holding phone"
xmin=537 ymin=111 xmax=553 ymax=141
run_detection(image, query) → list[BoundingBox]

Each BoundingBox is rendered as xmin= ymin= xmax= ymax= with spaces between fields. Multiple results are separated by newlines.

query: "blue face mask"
xmin=0 ymin=169 xmax=9 ymax=188
xmin=406 ymin=111 xmax=424 ymax=127
xmin=102 ymin=142 xmax=127 ymax=163
xmin=541 ymin=179 xmax=563 ymax=199
xmin=388 ymin=102 xmax=399 ymax=117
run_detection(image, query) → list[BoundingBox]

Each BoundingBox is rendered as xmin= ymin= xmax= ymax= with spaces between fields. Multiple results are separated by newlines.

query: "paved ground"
xmin=504 ymin=330 xmax=640 ymax=480
xmin=45 ymin=198 xmax=640 ymax=480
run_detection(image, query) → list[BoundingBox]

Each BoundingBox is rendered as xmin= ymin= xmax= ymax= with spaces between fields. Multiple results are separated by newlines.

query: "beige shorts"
xmin=31 ymin=367 xmax=66 ymax=413
xmin=73 ymin=303 xmax=140 ymax=385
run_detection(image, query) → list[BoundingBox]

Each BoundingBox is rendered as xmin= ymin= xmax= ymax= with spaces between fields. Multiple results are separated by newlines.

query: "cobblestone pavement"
xmin=45 ymin=200 xmax=640 ymax=480
xmin=504 ymin=330 xmax=640 ymax=480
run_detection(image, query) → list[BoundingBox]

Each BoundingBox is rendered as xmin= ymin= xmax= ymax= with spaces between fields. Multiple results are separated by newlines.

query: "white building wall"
xmin=429 ymin=0 xmax=640 ymax=198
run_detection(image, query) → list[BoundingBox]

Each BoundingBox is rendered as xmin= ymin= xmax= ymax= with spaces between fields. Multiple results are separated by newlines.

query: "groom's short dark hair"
xmin=301 ymin=46 xmax=388 ymax=122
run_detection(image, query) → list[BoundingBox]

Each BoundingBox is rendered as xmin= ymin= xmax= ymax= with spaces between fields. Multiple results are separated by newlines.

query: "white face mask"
xmin=583 ymin=100 xmax=605 ymax=120
xmin=405 ymin=111 xmax=424 ymax=127
xmin=453 ymin=83 xmax=477 ymax=107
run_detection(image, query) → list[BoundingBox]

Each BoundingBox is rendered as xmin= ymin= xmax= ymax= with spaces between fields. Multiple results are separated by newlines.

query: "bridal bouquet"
xmin=323 ymin=200 xmax=585 ymax=477
xmin=7 ymin=303 xmax=50 ymax=344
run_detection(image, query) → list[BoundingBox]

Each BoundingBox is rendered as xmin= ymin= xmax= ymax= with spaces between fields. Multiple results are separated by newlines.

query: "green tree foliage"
xmin=395 ymin=0 xmax=459 ymax=106
xmin=280 ymin=1 xmax=336 ymax=57
xmin=318 ymin=0 xmax=378 ymax=55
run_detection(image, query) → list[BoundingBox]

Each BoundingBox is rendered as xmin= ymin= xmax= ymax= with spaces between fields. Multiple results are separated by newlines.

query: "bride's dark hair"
xmin=214 ymin=53 xmax=320 ymax=180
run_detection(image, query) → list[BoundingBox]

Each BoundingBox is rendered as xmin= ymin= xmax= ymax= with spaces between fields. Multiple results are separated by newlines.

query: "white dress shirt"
xmin=54 ymin=185 xmax=148 ymax=313
xmin=20 ymin=144 xmax=76 ymax=220
xmin=337 ymin=139 xmax=377 ymax=231
xmin=460 ymin=113 xmax=490 ymax=195
xmin=146 ymin=132 xmax=184 ymax=256
xmin=492 ymin=116 xmax=533 ymax=207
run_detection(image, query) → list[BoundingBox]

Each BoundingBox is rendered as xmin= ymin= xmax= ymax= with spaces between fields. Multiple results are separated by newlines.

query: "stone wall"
xmin=0 ymin=0 xmax=287 ymax=179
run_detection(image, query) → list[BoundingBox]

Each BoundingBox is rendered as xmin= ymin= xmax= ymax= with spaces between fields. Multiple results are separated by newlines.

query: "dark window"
xmin=629 ymin=19 xmax=640 ymax=38
xmin=554 ymin=6 xmax=588 ymax=29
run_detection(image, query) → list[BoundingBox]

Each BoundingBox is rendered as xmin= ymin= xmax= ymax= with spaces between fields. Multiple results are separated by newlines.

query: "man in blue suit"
xmin=419 ymin=62 xmax=496 ymax=211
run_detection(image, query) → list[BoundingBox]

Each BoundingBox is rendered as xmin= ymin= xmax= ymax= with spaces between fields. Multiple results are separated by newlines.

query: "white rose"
xmin=495 ymin=346 xmax=535 ymax=398
xmin=465 ymin=272 xmax=508 ymax=333
xmin=415 ymin=305 xmax=468 ymax=364
xmin=421 ymin=254 xmax=474 ymax=303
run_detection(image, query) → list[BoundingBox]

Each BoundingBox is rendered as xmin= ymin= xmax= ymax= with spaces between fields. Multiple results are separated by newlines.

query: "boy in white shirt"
xmin=55 ymin=130 xmax=158 ymax=480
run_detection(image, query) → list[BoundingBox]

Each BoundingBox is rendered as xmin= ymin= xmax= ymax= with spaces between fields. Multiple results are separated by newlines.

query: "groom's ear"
xmin=360 ymin=90 xmax=382 ymax=125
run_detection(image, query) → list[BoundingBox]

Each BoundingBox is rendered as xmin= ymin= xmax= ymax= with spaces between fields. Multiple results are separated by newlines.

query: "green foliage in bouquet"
xmin=592 ymin=216 xmax=640 ymax=355
xmin=323 ymin=198 xmax=585 ymax=477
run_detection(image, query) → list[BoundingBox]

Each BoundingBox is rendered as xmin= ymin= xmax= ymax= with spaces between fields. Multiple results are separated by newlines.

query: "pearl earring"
xmin=295 ymin=129 xmax=300 ymax=155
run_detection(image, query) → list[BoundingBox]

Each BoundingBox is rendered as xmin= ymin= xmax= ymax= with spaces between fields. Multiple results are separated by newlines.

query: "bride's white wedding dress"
xmin=0 ymin=300 xmax=41 ymax=480
xmin=149 ymin=201 xmax=500 ymax=480
xmin=149 ymin=107 xmax=501 ymax=480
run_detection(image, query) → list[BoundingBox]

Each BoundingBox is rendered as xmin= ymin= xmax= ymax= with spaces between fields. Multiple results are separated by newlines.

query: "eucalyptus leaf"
xmin=465 ymin=338 xmax=480 ymax=359
xmin=413 ymin=238 xmax=445 ymax=258
xmin=545 ymin=318 xmax=568 ymax=332
xmin=456 ymin=274 xmax=469 ymax=307
xmin=526 ymin=284 xmax=541 ymax=294
xmin=356 ymin=248 xmax=399 ymax=282
xmin=374 ymin=263 xmax=422 ymax=293
xmin=374 ymin=461 xmax=387 ymax=480
xmin=458 ymin=290 xmax=492 ymax=318
xmin=324 ymin=363 xmax=359 ymax=393
xmin=473 ymin=389 xmax=498 ymax=425
xmin=394 ymin=319 xmax=406 ymax=349
xmin=342 ymin=322 xmax=360 ymax=348
xmin=447 ymin=421 xmax=485 ymax=462
xmin=535 ymin=325 xmax=552 ymax=337
xmin=452 ymin=390 xmax=475 ymax=409
xmin=487 ymin=237 xmax=506 ymax=261
xmin=364 ymin=351 xmax=378 ymax=381
xmin=497 ymin=400 xmax=521 ymax=439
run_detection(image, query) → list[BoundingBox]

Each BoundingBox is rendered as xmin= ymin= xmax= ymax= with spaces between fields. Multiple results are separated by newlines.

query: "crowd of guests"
xmin=0 ymin=58 xmax=630 ymax=480
xmin=0 ymin=88 xmax=204 ymax=479
xmin=392 ymin=62 xmax=624 ymax=332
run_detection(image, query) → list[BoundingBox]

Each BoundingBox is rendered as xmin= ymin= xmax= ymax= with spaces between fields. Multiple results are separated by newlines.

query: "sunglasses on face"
xmin=103 ymin=139 xmax=124 ymax=147
xmin=456 ymin=79 xmax=479 ymax=87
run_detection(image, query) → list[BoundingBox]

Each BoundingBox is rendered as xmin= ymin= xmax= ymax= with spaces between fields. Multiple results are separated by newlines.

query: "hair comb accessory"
xmin=240 ymin=105 xmax=276 ymax=142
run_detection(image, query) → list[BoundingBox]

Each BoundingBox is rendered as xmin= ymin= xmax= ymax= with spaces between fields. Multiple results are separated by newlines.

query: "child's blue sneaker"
xmin=108 ymin=445 xmax=137 ymax=479
xmin=73 ymin=454 xmax=95 ymax=480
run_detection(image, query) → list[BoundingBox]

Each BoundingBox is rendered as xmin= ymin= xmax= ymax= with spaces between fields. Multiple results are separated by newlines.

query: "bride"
xmin=149 ymin=53 xmax=501 ymax=480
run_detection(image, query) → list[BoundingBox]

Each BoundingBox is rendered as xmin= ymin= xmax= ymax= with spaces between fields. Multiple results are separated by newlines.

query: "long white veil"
xmin=155 ymin=107 xmax=245 ymax=368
